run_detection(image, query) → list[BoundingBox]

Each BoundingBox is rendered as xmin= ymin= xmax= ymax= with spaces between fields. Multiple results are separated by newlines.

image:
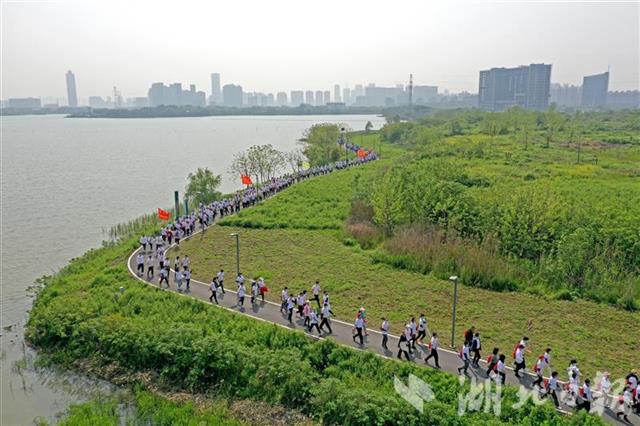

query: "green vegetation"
xmin=185 ymin=167 xmax=222 ymax=206
xmin=220 ymin=133 xmax=402 ymax=230
xmin=180 ymin=226 xmax=639 ymax=380
xmin=26 ymin=222 xmax=602 ymax=425
xmin=56 ymin=388 xmax=244 ymax=426
xmin=368 ymin=109 xmax=640 ymax=310
xmin=27 ymin=112 xmax=639 ymax=425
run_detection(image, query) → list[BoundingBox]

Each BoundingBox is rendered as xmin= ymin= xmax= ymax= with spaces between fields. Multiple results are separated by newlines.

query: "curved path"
xmin=126 ymin=201 xmax=635 ymax=425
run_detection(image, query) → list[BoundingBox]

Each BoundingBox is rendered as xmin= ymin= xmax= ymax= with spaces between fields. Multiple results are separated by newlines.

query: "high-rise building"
xmin=606 ymin=90 xmax=640 ymax=109
xmin=66 ymin=70 xmax=78 ymax=107
xmin=478 ymin=63 xmax=551 ymax=111
xmin=362 ymin=86 xmax=404 ymax=106
xmin=334 ymin=84 xmax=341 ymax=103
xmin=412 ymin=86 xmax=438 ymax=104
xmin=342 ymin=88 xmax=351 ymax=105
xmin=354 ymin=84 xmax=364 ymax=98
xmin=210 ymin=73 xmax=221 ymax=105
xmin=550 ymin=83 xmax=581 ymax=108
xmin=147 ymin=82 xmax=206 ymax=106
xmin=581 ymin=72 xmax=609 ymax=108
xmin=8 ymin=98 xmax=41 ymax=109
xmin=222 ymin=84 xmax=243 ymax=107
xmin=315 ymin=90 xmax=323 ymax=106
xmin=290 ymin=91 xmax=304 ymax=106
xmin=323 ymin=90 xmax=330 ymax=104
xmin=276 ymin=92 xmax=288 ymax=106
xmin=305 ymin=90 xmax=314 ymax=105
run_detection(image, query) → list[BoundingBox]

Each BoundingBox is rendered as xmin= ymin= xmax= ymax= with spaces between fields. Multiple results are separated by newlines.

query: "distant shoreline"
xmin=1 ymin=104 xmax=432 ymax=120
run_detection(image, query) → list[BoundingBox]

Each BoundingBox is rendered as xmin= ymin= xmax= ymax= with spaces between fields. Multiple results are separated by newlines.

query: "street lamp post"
xmin=230 ymin=233 xmax=240 ymax=276
xmin=449 ymin=275 xmax=459 ymax=348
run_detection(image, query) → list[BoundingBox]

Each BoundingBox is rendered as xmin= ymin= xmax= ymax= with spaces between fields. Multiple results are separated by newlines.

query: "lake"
xmin=0 ymin=114 xmax=386 ymax=425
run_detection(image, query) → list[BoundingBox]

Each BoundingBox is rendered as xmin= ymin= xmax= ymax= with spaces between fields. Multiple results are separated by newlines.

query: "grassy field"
xmin=27 ymin=227 xmax=598 ymax=425
xmin=219 ymin=135 xmax=405 ymax=230
xmin=178 ymin=225 xmax=640 ymax=379
xmin=55 ymin=388 xmax=246 ymax=426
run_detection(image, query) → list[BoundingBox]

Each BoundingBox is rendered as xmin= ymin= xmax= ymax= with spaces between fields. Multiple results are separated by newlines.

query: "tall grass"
xmin=373 ymin=226 xmax=524 ymax=292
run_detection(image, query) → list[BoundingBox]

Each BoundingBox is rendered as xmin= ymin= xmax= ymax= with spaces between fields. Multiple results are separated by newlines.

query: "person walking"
xmin=486 ymin=347 xmax=499 ymax=376
xmin=286 ymin=295 xmax=295 ymax=323
xmin=319 ymin=303 xmax=333 ymax=334
xmin=545 ymin=371 xmax=560 ymax=408
xmin=416 ymin=314 xmax=427 ymax=344
xmin=307 ymin=309 xmax=321 ymax=334
xmin=146 ymin=255 xmax=154 ymax=279
xmin=424 ymin=333 xmax=441 ymax=368
xmin=533 ymin=354 xmax=547 ymax=388
xmin=360 ymin=307 xmax=369 ymax=336
xmin=397 ymin=333 xmax=411 ymax=361
xmin=209 ymin=277 xmax=218 ymax=304
xmin=174 ymin=256 xmax=180 ymax=272
xmin=380 ymin=317 xmax=390 ymax=350
xmin=408 ymin=317 xmax=418 ymax=350
xmin=136 ymin=253 xmax=145 ymax=275
xmin=496 ymin=354 xmax=507 ymax=385
xmin=616 ymin=386 xmax=633 ymax=423
xmin=217 ymin=269 xmax=225 ymax=294
xmin=311 ymin=280 xmax=321 ymax=309
xmin=576 ymin=379 xmax=594 ymax=412
xmin=458 ymin=341 xmax=471 ymax=375
xmin=514 ymin=344 xmax=526 ymax=378
xmin=184 ymin=268 xmax=191 ymax=292
xmin=175 ymin=270 xmax=183 ymax=291
xmin=159 ymin=267 xmax=169 ymax=288
xmin=251 ymin=279 xmax=258 ymax=304
xmin=280 ymin=287 xmax=289 ymax=313
xmin=303 ymin=301 xmax=311 ymax=327
xmin=237 ymin=282 xmax=246 ymax=307
xmin=353 ymin=314 xmax=364 ymax=346
xmin=471 ymin=332 xmax=481 ymax=367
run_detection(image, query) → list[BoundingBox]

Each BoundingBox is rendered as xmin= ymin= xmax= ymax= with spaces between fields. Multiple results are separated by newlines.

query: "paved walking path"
xmin=126 ymin=208 xmax=635 ymax=425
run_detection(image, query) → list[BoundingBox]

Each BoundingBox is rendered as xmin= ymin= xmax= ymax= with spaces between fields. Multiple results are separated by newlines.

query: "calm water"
xmin=0 ymin=114 xmax=385 ymax=425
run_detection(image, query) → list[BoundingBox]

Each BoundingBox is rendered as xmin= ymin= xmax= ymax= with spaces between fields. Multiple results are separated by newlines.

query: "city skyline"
xmin=2 ymin=1 xmax=638 ymax=100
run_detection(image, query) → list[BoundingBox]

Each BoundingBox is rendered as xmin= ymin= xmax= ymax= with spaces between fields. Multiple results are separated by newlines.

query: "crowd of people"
xmin=388 ymin=317 xmax=638 ymax=420
xmin=132 ymin=148 xmax=638 ymax=422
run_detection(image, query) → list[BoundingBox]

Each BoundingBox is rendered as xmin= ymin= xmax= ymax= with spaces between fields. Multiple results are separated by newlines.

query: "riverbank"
xmin=1 ymin=114 xmax=385 ymax=424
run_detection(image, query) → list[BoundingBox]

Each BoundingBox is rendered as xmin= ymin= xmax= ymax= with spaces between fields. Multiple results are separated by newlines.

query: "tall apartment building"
xmin=210 ymin=73 xmax=221 ymax=105
xmin=478 ymin=63 xmax=551 ymax=111
xmin=290 ymin=91 xmax=304 ymax=106
xmin=581 ymin=72 xmax=609 ymax=108
xmin=66 ymin=70 xmax=78 ymax=107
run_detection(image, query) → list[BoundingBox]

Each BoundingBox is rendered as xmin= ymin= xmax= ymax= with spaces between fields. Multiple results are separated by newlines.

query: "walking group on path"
xmin=131 ymin=147 xmax=638 ymax=423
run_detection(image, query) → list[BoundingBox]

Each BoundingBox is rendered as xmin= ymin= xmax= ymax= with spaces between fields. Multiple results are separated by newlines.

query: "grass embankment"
xmin=221 ymin=135 xmax=404 ymax=230
xmin=26 ymin=219 xmax=598 ymax=425
xmin=55 ymin=388 xmax=245 ymax=426
xmin=180 ymin=226 xmax=640 ymax=380
xmin=176 ymin=133 xmax=640 ymax=379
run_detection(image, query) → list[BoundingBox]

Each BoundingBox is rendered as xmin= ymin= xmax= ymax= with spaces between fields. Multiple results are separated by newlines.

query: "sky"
xmin=1 ymin=0 xmax=639 ymax=101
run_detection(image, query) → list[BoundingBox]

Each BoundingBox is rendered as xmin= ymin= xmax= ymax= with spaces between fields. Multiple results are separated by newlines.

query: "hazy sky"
xmin=2 ymin=0 xmax=639 ymax=101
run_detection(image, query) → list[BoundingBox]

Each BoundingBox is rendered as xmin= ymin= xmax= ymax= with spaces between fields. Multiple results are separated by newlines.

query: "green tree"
xmin=365 ymin=121 xmax=374 ymax=134
xmin=185 ymin=168 xmax=222 ymax=206
xmin=300 ymin=124 xmax=341 ymax=165
xmin=543 ymin=103 xmax=564 ymax=148
xmin=519 ymin=111 xmax=536 ymax=151
xmin=372 ymin=168 xmax=405 ymax=236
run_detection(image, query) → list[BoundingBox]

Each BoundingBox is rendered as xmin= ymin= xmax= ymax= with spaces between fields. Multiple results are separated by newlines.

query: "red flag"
xmin=241 ymin=175 xmax=253 ymax=185
xmin=157 ymin=208 xmax=171 ymax=221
